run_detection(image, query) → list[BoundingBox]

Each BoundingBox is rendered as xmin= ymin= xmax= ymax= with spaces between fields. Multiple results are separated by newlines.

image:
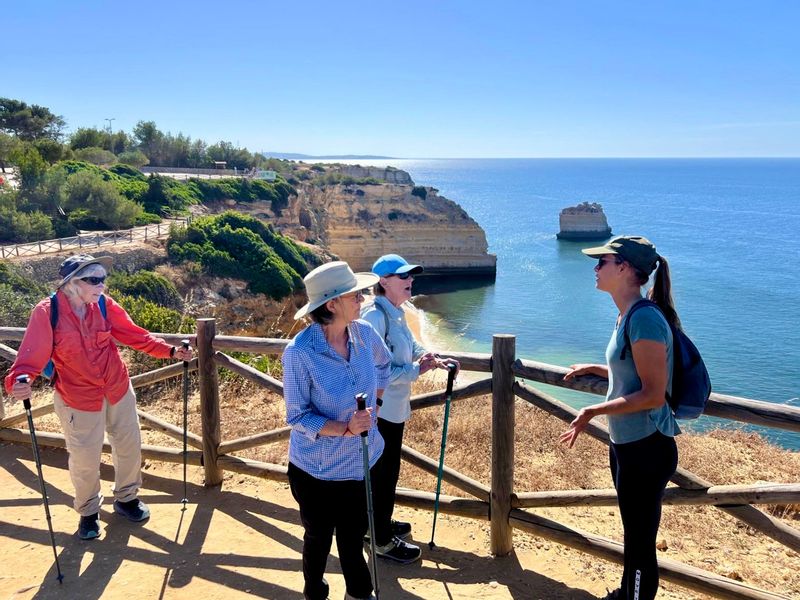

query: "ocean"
xmin=332 ymin=158 xmax=800 ymax=448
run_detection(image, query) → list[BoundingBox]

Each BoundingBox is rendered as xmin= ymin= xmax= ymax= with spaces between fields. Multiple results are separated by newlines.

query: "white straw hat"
xmin=294 ymin=261 xmax=379 ymax=320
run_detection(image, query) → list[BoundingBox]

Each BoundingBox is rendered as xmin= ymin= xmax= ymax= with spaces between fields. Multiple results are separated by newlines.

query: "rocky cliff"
xmin=274 ymin=170 xmax=496 ymax=275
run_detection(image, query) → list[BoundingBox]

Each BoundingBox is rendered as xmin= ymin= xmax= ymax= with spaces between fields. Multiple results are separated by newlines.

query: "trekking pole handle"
xmin=355 ymin=393 xmax=368 ymax=438
xmin=16 ymin=375 xmax=31 ymax=410
xmin=445 ymin=363 xmax=456 ymax=395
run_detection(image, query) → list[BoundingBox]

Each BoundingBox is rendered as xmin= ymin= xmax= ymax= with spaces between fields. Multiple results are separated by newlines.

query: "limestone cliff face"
xmin=276 ymin=175 xmax=496 ymax=275
xmin=335 ymin=165 xmax=413 ymax=185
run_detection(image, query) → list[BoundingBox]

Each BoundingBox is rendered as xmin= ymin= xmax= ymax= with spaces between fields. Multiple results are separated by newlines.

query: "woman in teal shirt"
xmin=560 ymin=236 xmax=680 ymax=600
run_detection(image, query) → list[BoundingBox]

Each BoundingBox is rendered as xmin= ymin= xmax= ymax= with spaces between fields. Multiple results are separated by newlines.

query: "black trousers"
xmin=609 ymin=431 xmax=678 ymax=600
xmin=288 ymin=462 xmax=376 ymax=600
xmin=374 ymin=418 xmax=405 ymax=545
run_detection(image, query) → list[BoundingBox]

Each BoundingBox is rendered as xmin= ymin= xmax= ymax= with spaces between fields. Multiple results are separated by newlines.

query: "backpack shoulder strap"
xmin=374 ymin=300 xmax=392 ymax=349
xmin=620 ymin=299 xmax=660 ymax=360
xmin=49 ymin=292 xmax=59 ymax=330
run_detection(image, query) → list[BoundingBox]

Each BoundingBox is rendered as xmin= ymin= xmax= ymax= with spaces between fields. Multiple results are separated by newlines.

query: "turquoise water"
xmin=340 ymin=159 xmax=800 ymax=448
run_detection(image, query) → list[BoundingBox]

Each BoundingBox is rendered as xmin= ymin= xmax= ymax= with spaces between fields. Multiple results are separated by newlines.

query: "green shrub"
xmin=109 ymin=164 xmax=146 ymax=179
xmin=116 ymin=150 xmax=149 ymax=168
xmin=108 ymin=270 xmax=182 ymax=309
xmin=113 ymin=293 xmax=194 ymax=334
xmin=134 ymin=212 xmax=161 ymax=225
xmin=73 ymin=146 xmax=117 ymax=166
xmin=167 ymin=211 xmax=319 ymax=300
xmin=64 ymin=170 xmax=142 ymax=229
xmin=0 ymin=262 xmax=49 ymax=326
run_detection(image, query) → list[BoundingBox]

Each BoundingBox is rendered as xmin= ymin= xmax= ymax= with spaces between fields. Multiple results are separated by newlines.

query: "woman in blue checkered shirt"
xmin=283 ymin=261 xmax=392 ymax=600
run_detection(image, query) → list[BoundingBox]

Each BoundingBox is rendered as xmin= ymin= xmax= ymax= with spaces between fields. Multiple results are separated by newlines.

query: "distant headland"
xmin=260 ymin=151 xmax=396 ymax=160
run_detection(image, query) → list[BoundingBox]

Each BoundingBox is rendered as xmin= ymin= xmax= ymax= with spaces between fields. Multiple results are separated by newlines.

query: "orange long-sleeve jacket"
xmin=4 ymin=291 xmax=174 ymax=411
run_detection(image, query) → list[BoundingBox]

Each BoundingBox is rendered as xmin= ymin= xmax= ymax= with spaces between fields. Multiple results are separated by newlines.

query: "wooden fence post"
xmin=491 ymin=334 xmax=516 ymax=556
xmin=197 ymin=318 xmax=224 ymax=486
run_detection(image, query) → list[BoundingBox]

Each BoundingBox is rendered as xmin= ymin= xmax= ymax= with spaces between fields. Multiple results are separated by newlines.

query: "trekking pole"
xmin=180 ymin=339 xmax=190 ymax=509
xmin=17 ymin=375 xmax=64 ymax=583
xmin=356 ymin=393 xmax=380 ymax=600
xmin=429 ymin=363 xmax=457 ymax=550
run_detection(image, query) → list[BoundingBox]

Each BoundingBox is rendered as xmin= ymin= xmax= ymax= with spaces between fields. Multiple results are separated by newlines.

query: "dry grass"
xmin=14 ymin=367 xmax=800 ymax=598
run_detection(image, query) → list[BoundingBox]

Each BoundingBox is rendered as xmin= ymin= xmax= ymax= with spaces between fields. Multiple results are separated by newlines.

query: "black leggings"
xmin=288 ymin=462 xmax=376 ymax=600
xmin=374 ymin=418 xmax=405 ymax=545
xmin=609 ymin=431 xmax=678 ymax=600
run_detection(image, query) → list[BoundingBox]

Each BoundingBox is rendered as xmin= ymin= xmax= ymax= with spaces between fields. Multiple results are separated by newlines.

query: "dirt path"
xmin=0 ymin=442 xmax=640 ymax=600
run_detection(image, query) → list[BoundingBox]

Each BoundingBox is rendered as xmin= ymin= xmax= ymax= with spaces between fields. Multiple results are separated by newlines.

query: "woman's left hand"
xmin=434 ymin=356 xmax=460 ymax=375
xmin=559 ymin=407 xmax=595 ymax=448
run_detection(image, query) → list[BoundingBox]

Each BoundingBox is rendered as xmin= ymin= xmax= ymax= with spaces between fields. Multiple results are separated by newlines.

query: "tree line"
xmin=0 ymin=97 xmax=273 ymax=172
xmin=0 ymin=97 xmax=300 ymax=243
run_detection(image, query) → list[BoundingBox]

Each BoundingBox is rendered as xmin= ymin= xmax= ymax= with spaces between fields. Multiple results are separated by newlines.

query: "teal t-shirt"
xmin=605 ymin=303 xmax=681 ymax=444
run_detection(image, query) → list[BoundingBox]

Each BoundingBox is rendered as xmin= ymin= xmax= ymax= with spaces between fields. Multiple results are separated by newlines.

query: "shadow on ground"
xmin=0 ymin=442 xmax=595 ymax=599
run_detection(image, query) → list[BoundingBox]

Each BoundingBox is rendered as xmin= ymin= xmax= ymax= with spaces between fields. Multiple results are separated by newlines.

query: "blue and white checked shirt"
xmin=282 ymin=319 xmax=392 ymax=481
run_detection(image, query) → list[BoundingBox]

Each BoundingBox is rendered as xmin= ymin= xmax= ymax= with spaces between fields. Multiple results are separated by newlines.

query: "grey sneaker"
xmin=375 ymin=535 xmax=421 ymax=564
xmin=78 ymin=513 xmax=100 ymax=540
xmin=113 ymin=498 xmax=150 ymax=522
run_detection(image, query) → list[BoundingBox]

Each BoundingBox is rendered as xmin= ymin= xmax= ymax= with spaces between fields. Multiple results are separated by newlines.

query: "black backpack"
xmin=621 ymin=299 xmax=711 ymax=419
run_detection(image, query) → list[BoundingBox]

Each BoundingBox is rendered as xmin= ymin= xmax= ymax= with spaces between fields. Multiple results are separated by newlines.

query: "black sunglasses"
xmin=596 ymin=257 xmax=621 ymax=269
xmin=79 ymin=276 xmax=107 ymax=285
xmin=388 ymin=272 xmax=412 ymax=280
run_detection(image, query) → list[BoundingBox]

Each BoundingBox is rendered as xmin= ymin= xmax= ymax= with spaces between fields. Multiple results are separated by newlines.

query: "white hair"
xmin=61 ymin=264 xmax=108 ymax=299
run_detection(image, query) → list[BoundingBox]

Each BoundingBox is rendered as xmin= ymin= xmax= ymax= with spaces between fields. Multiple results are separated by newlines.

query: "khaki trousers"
xmin=54 ymin=383 xmax=142 ymax=516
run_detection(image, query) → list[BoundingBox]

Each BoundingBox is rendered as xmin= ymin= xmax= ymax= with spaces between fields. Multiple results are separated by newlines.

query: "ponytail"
xmin=647 ymin=255 xmax=681 ymax=330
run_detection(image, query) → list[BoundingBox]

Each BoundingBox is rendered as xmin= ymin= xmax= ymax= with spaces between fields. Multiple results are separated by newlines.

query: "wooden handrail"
xmin=218 ymin=426 xmax=291 ymax=455
xmin=510 ymin=509 xmax=790 ymax=600
xmin=512 ymin=357 xmax=800 ymax=433
xmin=513 ymin=380 xmax=800 ymax=554
xmin=514 ymin=483 xmax=800 ymax=508
xmin=400 ymin=444 xmax=490 ymax=502
xmin=409 ymin=377 xmax=492 ymax=410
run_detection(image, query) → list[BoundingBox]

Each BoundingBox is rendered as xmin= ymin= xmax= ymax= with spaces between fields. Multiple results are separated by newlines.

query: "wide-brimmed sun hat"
xmin=581 ymin=235 xmax=658 ymax=275
xmin=58 ymin=254 xmax=114 ymax=288
xmin=371 ymin=254 xmax=424 ymax=277
xmin=294 ymin=261 xmax=379 ymax=320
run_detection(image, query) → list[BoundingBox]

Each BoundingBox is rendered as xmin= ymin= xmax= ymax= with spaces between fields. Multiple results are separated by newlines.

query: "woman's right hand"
xmin=347 ymin=407 xmax=373 ymax=435
xmin=563 ymin=364 xmax=599 ymax=381
xmin=10 ymin=378 xmax=32 ymax=401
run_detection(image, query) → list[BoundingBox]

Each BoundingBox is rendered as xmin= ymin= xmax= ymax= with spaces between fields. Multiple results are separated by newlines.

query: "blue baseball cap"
xmin=371 ymin=254 xmax=424 ymax=277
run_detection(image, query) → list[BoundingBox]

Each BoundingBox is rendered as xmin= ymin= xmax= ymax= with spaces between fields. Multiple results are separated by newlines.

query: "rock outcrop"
xmin=332 ymin=165 xmax=413 ymax=185
xmin=557 ymin=202 xmax=612 ymax=241
xmin=275 ymin=174 xmax=496 ymax=276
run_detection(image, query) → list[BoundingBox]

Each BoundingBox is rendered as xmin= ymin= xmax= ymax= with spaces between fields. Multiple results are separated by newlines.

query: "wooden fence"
xmin=1 ymin=320 xmax=799 ymax=599
xmin=0 ymin=218 xmax=190 ymax=259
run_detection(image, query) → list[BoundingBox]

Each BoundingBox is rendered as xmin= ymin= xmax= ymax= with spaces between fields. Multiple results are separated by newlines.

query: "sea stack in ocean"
xmin=557 ymin=202 xmax=612 ymax=241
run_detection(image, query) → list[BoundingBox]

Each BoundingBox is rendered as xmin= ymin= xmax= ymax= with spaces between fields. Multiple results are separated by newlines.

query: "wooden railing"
xmin=0 ymin=218 xmax=190 ymax=259
xmin=2 ymin=320 xmax=799 ymax=600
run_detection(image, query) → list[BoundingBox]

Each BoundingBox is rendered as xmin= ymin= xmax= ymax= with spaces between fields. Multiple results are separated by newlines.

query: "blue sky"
xmin=4 ymin=1 xmax=798 ymax=157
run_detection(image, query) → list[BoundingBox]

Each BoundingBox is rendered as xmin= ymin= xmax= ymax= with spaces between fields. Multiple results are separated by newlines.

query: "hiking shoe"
xmin=391 ymin=519 xmax=412 ymax=540
xmin=113 ymin=498 xmax=150 ymax=522
xmin=601 ymin=588 xmax=621 ymax=600
xmin=78 ymin=513 xmax=100 ymax=540
xmin=344 ymin=593 xmax=376 ymax=600
xmin=363 ymin=519 xmax=413 ymax=544
xmin=375 ymin=536 xmax=421 ymax=564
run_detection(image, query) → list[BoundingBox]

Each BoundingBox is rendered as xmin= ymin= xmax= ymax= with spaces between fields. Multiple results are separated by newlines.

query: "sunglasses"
xmin=79 ymin=276 xmax=107 ymax=285
xmin=388 ymin=272 xmax=412 ymax=280
xmin=340 ymin=290 xmax=365 ymax=301
xmin=596 ymin=258 xmax=621 ymax=270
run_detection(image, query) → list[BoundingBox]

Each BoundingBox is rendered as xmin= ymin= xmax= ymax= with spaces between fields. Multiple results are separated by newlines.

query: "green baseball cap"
xmin=582 ymin=235 xmax=658 ymax=275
